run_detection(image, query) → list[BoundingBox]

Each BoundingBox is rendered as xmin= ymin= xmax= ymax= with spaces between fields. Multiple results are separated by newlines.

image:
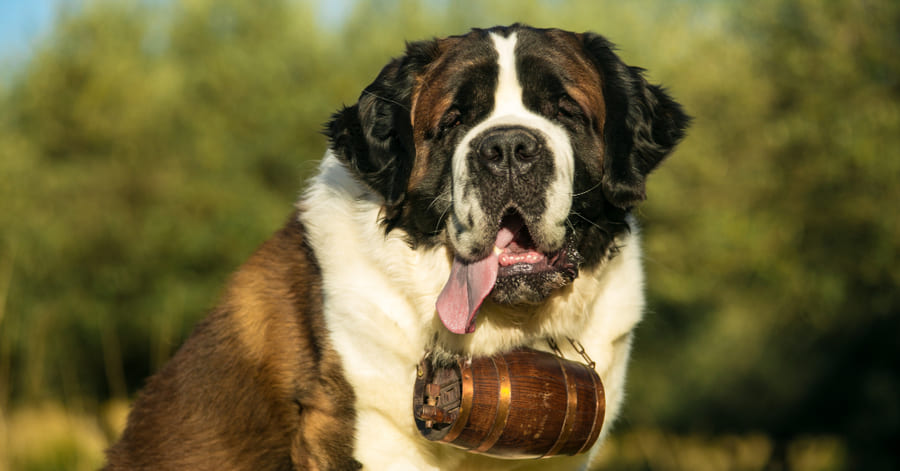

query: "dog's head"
xmin=327 ymin=25 xmax=688 ymax=334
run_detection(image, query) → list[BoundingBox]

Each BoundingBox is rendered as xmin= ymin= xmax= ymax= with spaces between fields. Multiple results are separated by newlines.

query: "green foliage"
xmin=0 ymin=0 xmax=897 ymax=467
xmin=628 ymin=0 xmax=900 ymax=466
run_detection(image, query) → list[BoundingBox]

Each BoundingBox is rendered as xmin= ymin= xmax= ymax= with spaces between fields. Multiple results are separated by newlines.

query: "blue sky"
xmin=0 ymin=0 xmax=58 ymax=63
xmin=0 ymin=0 xmax=352 ymax=69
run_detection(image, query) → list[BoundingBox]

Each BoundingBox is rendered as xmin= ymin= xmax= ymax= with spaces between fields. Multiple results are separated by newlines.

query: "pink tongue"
xmin=436 ymin=225 xmax=519 ymax=334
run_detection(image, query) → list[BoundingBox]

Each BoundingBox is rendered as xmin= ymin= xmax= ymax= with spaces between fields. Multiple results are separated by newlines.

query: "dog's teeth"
xmin=494 ymin=246 xmax=503 ymax=256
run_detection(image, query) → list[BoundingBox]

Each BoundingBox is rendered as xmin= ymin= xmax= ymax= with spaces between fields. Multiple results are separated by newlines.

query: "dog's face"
xmin=327 ymin=25 xmax=688 ymax=334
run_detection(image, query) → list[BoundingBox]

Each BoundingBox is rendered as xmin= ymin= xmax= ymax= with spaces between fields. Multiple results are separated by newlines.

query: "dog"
xmin=104 ymin=24 xmax=688 ymax=471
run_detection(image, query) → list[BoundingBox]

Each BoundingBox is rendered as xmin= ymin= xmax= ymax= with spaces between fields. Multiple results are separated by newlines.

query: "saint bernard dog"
xmin=105 ymin=24 xmax=688 ymax=471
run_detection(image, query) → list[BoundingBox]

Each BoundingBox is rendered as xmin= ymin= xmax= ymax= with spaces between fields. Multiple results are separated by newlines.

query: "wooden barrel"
xmin=413 ymin=348 xmax=605 ymax=459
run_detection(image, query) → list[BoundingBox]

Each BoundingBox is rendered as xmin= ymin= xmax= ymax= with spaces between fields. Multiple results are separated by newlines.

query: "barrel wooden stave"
xmin=414 ymin=348 xmax=605 ymax=459
xmin=446 ymin=355 xmax=499 ymax=450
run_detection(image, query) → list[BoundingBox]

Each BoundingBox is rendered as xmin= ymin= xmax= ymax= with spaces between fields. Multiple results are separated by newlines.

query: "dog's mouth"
xmin=436 ymin=211 xmax=578 ymax=335
xmin=496 ymin=212 xmax=559 ymax=276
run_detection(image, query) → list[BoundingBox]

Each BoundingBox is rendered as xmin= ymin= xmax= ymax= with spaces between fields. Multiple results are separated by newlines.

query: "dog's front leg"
xmin=291 ymin=368 xmax=362 ymax=470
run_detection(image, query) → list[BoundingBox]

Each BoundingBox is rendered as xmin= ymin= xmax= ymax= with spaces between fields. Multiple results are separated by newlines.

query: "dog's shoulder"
xmin=105 ymin=213 xmax=360 ymax=470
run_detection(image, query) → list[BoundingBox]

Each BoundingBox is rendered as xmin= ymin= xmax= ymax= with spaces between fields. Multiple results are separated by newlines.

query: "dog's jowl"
xmin=105 ymin=24 xmax=688 ymax=471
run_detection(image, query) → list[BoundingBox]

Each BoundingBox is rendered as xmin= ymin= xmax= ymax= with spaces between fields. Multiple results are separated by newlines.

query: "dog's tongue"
xmin=436 ymin=223 xmax=520 ymax=334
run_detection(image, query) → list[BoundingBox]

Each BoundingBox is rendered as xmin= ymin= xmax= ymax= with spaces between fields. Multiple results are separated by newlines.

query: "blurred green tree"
xmin=633 ymin=0 xmax=900 ymax=468
xmin=0 ymin=0 xmax=340 ymax=404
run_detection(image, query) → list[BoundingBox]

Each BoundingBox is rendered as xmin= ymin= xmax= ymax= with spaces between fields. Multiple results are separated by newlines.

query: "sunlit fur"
xmin=301 ymin=151 xmax=643 ymax=470
xmin=299 ymin=25 xmax=685 ymax=469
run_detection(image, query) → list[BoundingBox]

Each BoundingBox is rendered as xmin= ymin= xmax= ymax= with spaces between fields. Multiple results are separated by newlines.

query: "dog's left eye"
xmin=556 ymin=95 xmax=583 ymax=120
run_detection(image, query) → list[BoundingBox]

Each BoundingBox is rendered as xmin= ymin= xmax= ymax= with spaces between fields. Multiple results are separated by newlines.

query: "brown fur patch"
xmin=409 ymin=37 xmax=460 ymax=190
xmin=104 ymin=213 xmax=360 ymax=471
xmin=545 ymin=30 xmax=607 ymax=134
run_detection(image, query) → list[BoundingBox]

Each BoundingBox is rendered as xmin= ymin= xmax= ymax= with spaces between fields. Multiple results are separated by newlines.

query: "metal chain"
xmin=547 ymin=337 xmax=563 ymax=357
xmin=567 ymin=337 xmax=596 ymax=370
xmin=546 ymin=337 xmax=596 ymax=371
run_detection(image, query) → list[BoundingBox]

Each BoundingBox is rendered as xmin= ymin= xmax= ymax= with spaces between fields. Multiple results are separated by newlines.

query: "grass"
xmin=0 ymin=401 xmax=128 ymax=471
xmin=592 ymin=429 xmax=846 ymax=471
xmin=0 ymin=401 xmax=845 ymax=471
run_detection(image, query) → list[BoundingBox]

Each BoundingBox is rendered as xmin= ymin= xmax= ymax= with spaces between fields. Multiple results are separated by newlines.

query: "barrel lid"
xmin=413 ymin=356 xmax=464 ymax=441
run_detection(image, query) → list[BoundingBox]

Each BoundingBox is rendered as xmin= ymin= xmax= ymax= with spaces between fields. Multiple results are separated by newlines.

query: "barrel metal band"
xmin=442 ymin=360 xmax=474 ymax=444
xmin=576 ymin=362 xmax=605 ymax=454
xmin=475 ymin=354 xmax=512 ymax=453
xmin=543 ymin=354 xmax=579 ymax=457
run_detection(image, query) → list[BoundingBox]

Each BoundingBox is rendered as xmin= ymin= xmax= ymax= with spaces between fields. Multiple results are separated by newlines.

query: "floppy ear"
xmin=583 ymin=33 xmax=690 ymax=209
xmin=325 ymin=40 xmax=439 ymax=221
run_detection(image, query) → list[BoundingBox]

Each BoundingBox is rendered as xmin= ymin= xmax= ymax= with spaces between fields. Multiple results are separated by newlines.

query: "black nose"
xmin=476 ymin=126 xmax=543 ymax=176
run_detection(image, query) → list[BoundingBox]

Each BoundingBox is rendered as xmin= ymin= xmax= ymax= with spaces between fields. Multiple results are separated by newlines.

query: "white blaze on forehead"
xmin=450 ymin=31 xmax=575 ymax=256
xmin=492 ymin=32 xmax=523 ymax=116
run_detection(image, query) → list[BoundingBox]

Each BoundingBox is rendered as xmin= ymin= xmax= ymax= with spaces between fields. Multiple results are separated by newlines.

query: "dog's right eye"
xmin=439 ymin=108 xmax=462 ymax=132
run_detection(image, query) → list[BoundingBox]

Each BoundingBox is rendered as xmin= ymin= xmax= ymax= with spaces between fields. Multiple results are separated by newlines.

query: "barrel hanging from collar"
xmin=412 ymin=346 xmax=605 ymax=459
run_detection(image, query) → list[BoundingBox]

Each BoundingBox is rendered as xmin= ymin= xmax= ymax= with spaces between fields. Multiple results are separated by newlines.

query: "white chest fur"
xmin=299 ymin=155 xmax=645 ymax=470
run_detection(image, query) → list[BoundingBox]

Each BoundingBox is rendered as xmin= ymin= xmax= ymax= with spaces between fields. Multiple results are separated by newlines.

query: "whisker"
xmin=434 ymin=204 xmax=453 ymax=235
xmin=429 ymin=190 xmax=453 ymax=234
xmin=360 ymin=90 xmax=411 ymax=112
xmin=569 ymin=210 xmax=610 ymax=237
xmin=426 ymin=193 xmax=452 ymax=212
xmin=571 ymin=181 xmax=603 ymax=198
